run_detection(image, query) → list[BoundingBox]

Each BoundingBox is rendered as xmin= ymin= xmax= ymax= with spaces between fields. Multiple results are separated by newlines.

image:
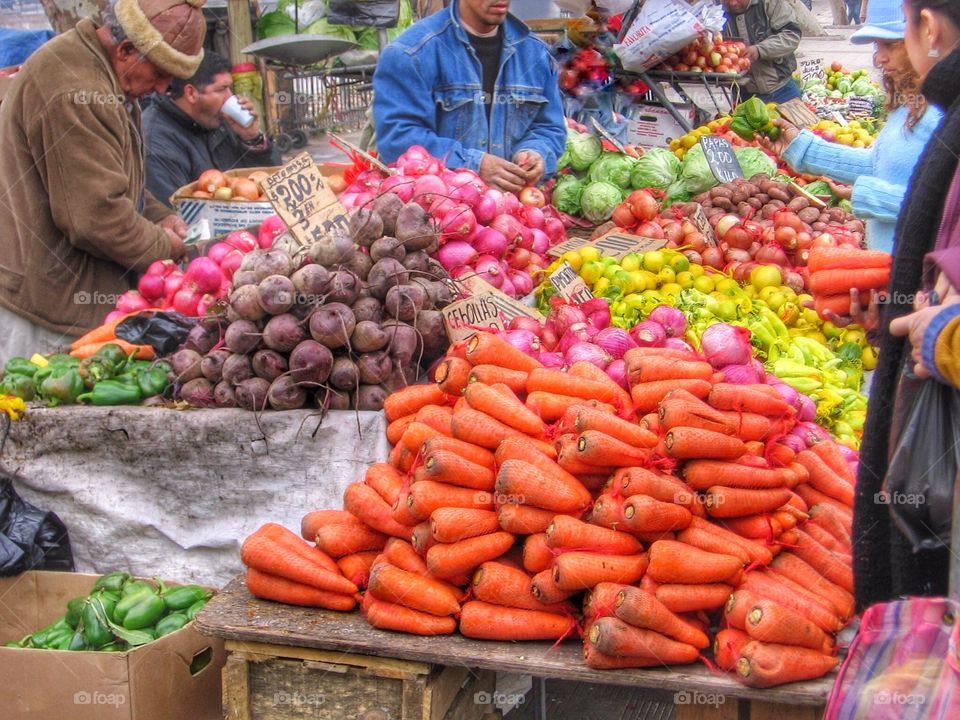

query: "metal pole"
xmin=639 ymin=72 xmax=694 ymax=133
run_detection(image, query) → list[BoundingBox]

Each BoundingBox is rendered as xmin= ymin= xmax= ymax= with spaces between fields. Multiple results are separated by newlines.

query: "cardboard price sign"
xmin=778 ymin=98 xmax=820 ymax=128
xmin=546 ymin=235 xmax=592 ymax=258
xmin=260 ymin=153 xmax=350 ymax=246
xmin=549 ymin=262 xmax=594 ymax=303
xmin=799 ymin=58 xmax=824 ymax=84
xmin=698 ymin=136 xmax=743 ymax=184
xmin=691 ymin=205 xmax=717 ymax=247
xmin=458 ymin=275 xmax=543 ymax=321
xmin=441 ymin=294 xmax=505 ymax=342
xmin=594 ymin=231 xmax=667 ymax=258
xmin=846 ymin=96 xmax=875 ymax=117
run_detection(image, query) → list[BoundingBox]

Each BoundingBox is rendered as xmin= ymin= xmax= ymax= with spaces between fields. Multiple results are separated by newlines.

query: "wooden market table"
xmin=196 ymin=577 xmax=833 ymax=720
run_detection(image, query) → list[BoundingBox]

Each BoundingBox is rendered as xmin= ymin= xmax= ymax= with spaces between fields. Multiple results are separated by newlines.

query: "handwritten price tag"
xmin=698 ymin=136 xmax=743 ymax=184
xmin=691 ymin=205 xmax=717 ymax=247
xmin=259 ymin=153 xmax=350 ymax=246
xmin=549 ymin=261 xmax=594 ymax=303
xmin=441 ymin=294 xmax=505 ymax=342
xmin=799 ymin=58 xmax=824 ymax=84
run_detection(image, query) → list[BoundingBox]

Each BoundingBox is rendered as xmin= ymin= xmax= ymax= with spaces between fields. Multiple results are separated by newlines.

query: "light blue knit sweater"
xmin=780 ymin=104 xmax=943 ymax=252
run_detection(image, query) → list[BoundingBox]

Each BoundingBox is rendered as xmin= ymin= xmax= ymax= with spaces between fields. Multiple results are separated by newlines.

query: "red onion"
xmin=485 ymin=188 xmax=506 ymax=215
xmin=565 ymin=341 xmax=611 ymax=369
xmin=605 ymin=358 xmax=629 ymax=390
xmin=538 ymin=350 xmax=565 ymax=368
xmin=474 ymin=194 xmax=498 ymax=224
xmin=116 ymin=290 xmax=151 ymax=314
xmin=553 ymin=304 xmax=587 ymax=336
xmin=799 ymin=421 xmax=831 ymax=444
xmin=664 ymin=338 xmax=694 ymax=352
xmin=223 ymin=230 xmax=256 ymax=253
xmin=779 ymin=434 xmax=806 ymax=454
xmin=797 ymin=393 xmax=816 ymax=422
xmin=770 ymin=381 xmax=800 ymax=409
xmin=146 ymin=259 xmax=177 ymax=278
xmin=530 ymin=229 xmax=550 ymax=255
xmin=508 ymin=316 xmax=542 ymax=335
xmin=630 ymin=320 xmax=666 ymax=347
xmin=474 ymin=254 xmax=504 ymax=288
xmin=413 ymin=174 xmax=447 ymax=209
xmin=700 ymin=323 xmax=753 ymax=369
xmin=490 ymin=214 xmax=524 ymax=245
xmin=137 ymin=273 xmax=165 ymax=300
xmin=543 ymin=217 xmax=565 ymax=245
xmin=517 ymin=227 xmax=534 ymax=251
xmin=507 ymin=269 xmax=534 ymax=297
xmin=437 ymin=240 xmax=477 ymax=271
xmin=558 ymin=322 xmax=597 ymax=355
xmin=837 ymin=444 xmax=859 ymax=463
xmin=500 ymin=275 xmax=517 ymax=297
xmin=580 ymin=297 xmax=611 ymax=330
xmin=504 ymin=192 xmax=520 ymax=215
xmin=502 ymin=329 xmax=540 ymax=357
xmin=206 ymin=242 xmax=232 ymax=265
xmin=721 ymin=363 xmax=763 ymax=384
xmin=449 ymin=182 xmax=480 ymax=208
xmin=521 ymin=204 xmax=545 ymax=229
xmin=473 ymin=227 xmax=508 ymax=256
xmin=185 ymin=257 xmax=224 ymax=294
xmin=594 ymin=327 xmax=637 ymax=359
xmin=440 ymin=205 xmax=476 ymax=240
xmin=647 ymin=305 xmax=687 ymax=338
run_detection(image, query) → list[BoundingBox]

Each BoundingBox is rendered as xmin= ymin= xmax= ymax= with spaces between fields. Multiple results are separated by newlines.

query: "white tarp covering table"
xmin=0 ymin=407 xmax=389 ymax=586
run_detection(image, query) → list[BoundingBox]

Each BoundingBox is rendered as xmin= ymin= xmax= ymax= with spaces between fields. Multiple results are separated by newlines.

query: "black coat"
xmin=142 ymin=96 xmax=280 ymax=207
xmin=852 ymin=48 xmax=960 ymax=610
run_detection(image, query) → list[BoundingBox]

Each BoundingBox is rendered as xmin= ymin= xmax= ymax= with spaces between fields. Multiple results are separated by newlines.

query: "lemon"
xmin=629 ymin=270 xmax=647 ymax=293
xmin=862 ymin=345 xmax=878 ymax=370
xmin=560 ymin=251 xmax=582 ymax=271
xmin=715 ymin=277 xmax=740 ymax=296
xmin=625 ymin=293 xmax=645 ymax=310
xmin=689 ymin=263 xmax=705 ymax=278
xmin=805 ymin=330 xmax=828 ymax=344
xmin=580 ymin=260 xmax=603 ymax=285
xmin=681 ymin=134 xmax=698 ymax=149
xmin=658 ymin=267 xmax=676 ymax=285
xmin=675 ymin=271 xmax=694 ymax=289
xmin=852 ymin=140 xmax=866 ymax=148
xmin=669 ymin=254 xmax=690 ymax=273
xmin=603 ymin=264 xmax=621 ymax=281
xmin=579 ymin=246 xmax=601 ymax=263
xmin=593 ymin=277 xmax=611 ymax=296
xmin=750 ymin=265 xmax=783 ymax=291
xmin=642 ymin=251 xmax=665 ymax=273
xmin=613 ymin=269 xmax=633 ymax=293
xmin=693 ymin=275 xmax=715 ymax=293
xmin=640 ymin=270 xmax=660 ymax=289
xmin=601 ymin=256 xmax=618 ymax=267
xmin=660 ymin=282 xmax=683 ymax=299
xmin=620 ymin=253 xmax=641 ymax=272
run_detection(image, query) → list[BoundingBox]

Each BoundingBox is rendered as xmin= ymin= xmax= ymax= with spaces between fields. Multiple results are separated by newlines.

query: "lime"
xmin=642 ymin=251 xmax=665 ymax=273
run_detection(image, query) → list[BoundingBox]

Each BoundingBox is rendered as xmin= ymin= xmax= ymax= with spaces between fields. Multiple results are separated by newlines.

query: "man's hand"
xmin=223 ymin=96 xmax=262 ymax=142
xmin=479 ymin=153 xmax=529 ymax=193
xmin=889 ymin=298 xmax=960 ymax=378
xmin=826 ymin=178 xmax=852 ymax=201
xmin=158 ymin=215 xmax=187 ymax=259
xmin=744 ymin=45 xmax=760 ymax=62
xmin=802 ymin=287 xmax=882 ymax=342
xmin=757 ymin=118 xmax=799 ymax=156
xmin=513 ymin=150 xmax=545 ymax=186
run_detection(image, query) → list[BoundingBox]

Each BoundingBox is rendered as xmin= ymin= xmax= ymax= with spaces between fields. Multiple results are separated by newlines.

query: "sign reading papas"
xmin=698 ymin=136 xmax=744 ymax=184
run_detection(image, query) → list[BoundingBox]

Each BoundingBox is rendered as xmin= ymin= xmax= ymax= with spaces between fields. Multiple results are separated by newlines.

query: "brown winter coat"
xmin=0 ymin=18 xmax=174 ymax=336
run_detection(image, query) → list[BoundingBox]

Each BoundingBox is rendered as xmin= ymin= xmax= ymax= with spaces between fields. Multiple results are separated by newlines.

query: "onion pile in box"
xmin=336 ymin=145 xmax=567 ymax=298
xmin=108 ymin=217 xmax=286 ymax=321
xmin=171 ymin=225 xmax=452 ymax=412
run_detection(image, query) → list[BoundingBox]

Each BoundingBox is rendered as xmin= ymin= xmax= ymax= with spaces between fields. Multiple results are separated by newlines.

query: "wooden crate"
xmin=222 ymin=640 xmax=495 ymax=720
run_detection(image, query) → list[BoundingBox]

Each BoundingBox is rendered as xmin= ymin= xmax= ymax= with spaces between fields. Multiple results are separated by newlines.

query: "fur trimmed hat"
xmin=114 ymin=0 xmax=207 ymax=79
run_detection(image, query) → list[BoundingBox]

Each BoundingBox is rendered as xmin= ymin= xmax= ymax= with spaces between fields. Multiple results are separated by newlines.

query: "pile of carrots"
xmin=807 ymin=246 xmax=891 ymax=320
xmin=241 ymin=331 xmax=857 ymax=688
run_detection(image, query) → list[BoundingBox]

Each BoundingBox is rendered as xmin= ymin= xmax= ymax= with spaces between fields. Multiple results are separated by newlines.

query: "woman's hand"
xmin=758 ymin=118 xmax=800 ymax=156
xmin=888 ymin=274 xmax=959 ymax=378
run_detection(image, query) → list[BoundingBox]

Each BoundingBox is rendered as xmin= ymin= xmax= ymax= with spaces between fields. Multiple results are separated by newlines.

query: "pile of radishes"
xmin=106 ymin=217 xmax=287 ymax=322
xmin=169 ymin=219 xmax=452 ymax=412
xmin=337 ymin=145 xmax=568 ymax=299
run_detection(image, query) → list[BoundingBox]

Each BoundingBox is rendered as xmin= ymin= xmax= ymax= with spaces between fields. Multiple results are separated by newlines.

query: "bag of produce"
xmin=0 ymin=467 xmax=74 ymax=576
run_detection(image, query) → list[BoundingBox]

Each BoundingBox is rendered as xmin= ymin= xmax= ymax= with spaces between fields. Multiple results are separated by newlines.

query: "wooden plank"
xmin=227 ymin=0 xmax=255 ymax=65
xmin=750 ymin=700 xmax=824 ymax=720
xmin=675 ymin=697 xmax=739 ymax=720
xmin=224 ymin=654 xmax=251 ymax=720
xmin=225 ymin=640 xmax=431 ymax=677
xmin=197 ymin=578 xmax=834 ymax=707
xmin=428 ymin=667 xmax=468 ymax=720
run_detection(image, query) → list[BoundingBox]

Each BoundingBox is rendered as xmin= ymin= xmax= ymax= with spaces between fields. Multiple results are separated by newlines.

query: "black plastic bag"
xmin=0 ymin=474 xmax=74 ymax=576
xmin=115 ymin=310 xmax=199 ymax=357
xmin=327 ymin=0 xmax=400 ymax=28
xmin=883 ymin=362 xmax=960 ymax=552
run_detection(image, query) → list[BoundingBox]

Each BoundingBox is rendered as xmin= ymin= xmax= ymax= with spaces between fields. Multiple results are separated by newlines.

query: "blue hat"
xmin=849 ymin=0 xmax=906 ymax=44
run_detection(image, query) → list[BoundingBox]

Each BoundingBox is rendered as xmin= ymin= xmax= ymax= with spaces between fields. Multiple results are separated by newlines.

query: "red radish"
xmin=196 ymin=293 xmax=217 ymax=315
xmin=474 ymin=227 xmax=509 ymax=256
xmin=257 ymin=216 xmax=286 ymax=248
xmin=413 ymin=174 xmax=447 ymax=209
xmin=172 ymin=287 xmax=200 ymax=315
xmin=219 ymin=250 xmax=244 ymax=277
xmin=164 ymin=271 xmax=185 ymax=297
xmin=206 ymin=242 xmax=233 ymax=265
xmin=186 ymin=257 xmax=224 ymax=294
xmin=116 ymin=290 xmax=151 ymax=314
xmin=138 ymin=273 xmax=165 ymax=300
xmin=224 ymin=230 xmax=257 ymax=253
xmin=146 ymin=259 xmax=177 ymax=278
xmin=396 ymin=145 xmax=431 ymax=175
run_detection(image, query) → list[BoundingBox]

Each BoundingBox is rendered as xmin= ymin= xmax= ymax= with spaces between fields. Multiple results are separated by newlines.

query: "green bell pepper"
xmin=67 ymin=630 xmax=88 ymax=651
xmin=100 ymin=642 xmax=126 ymax=652
xmin=82 ymin=596 xmax=115 ymax=649
xmin=740 ymin=96 xmax=771 ymax=129
xmin=162 ymin=585 xmax=210 ymax=612
xmin=44 ymin=627 xmax=74 ymax=650
xmin=121 ymin=593 xmax=165 ymax=631
xmin=39 ymin=369 xmax=84 ymax=406
xmin=0 ymin=374 xmax=36 ymax=401
xmin=728 ymin=116 xmax=755 ymax=141
xmin=77 ymin=379 xmax=142 ymax=406
xmin=93 ymin=572 xmax=131 ymax=593
xmin=66 ymin=596 xmax=86 ymax=628
xmin=121 ymin=579 xmax=156 ymax=597
xmin=3 ymin=357 xmax=39 ymax=378
xmin=114 ymin=587 xmax=155 ymax=622
xmin=91 ymin=343 xmax=129 ymax=373
xmin=137 ymin=367 xmax=170 ymax=398
xmin=154 ymin=612 xmax=190 ymax=638
xmin=185 ymin=599 xmax=206 ymax=621
xmin=34 ymin=356 xmax=79 ymax=384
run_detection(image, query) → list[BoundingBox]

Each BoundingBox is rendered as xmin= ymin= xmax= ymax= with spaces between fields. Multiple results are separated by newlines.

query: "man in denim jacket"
xmin=373 ymin=0 xmax=566 ymax=193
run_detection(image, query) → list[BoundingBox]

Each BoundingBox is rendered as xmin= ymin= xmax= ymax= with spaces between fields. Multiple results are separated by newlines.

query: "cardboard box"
xmin=0 ymin=571 xmax=226 ymax=719
xmin=172 ymin=165 xmax=279 ymax=236
xmin=625 ymin=102 xmax=696 ymax=148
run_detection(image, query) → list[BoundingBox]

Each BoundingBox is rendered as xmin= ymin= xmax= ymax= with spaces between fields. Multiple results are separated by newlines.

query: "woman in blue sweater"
xmin=766 ymin=0 xmax=942 ymax=252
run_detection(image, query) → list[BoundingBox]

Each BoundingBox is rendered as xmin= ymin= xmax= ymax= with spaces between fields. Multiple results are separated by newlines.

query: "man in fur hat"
xmin=0 ymin=0 xmax=207 ymax=363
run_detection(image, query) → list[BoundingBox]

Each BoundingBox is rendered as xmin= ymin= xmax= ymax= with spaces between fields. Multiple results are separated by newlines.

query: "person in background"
xmin=722 ymin=0 xmax=803 ymax=103
xmin=0 ymin=0 xmax=205 ymax=364
xmin=143 ymin=51 xmax=280 ymax=206
xmin=853 ymin=0 xmax=960 ymax=611
xmin=372 ymin=0 xmax=566 ymax=193
xmin=763 ymin=0 xmax=942 ymax=254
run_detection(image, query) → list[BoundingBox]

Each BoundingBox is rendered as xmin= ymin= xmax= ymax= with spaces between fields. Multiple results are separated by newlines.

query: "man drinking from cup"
xmin=143 ymin=51 xmax=279 ymax=206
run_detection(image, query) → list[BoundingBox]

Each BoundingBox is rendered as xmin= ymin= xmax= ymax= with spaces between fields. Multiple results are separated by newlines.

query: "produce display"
xmin=798 ymin=62 xmax=884 ymax=119
xmin=4 ymin=572 xmax=211 ymax=652
xmin=177 ymin=168 xmax=273 ymax=201
xmin=808 ymin=118 xmax=878 ymax=148
xmin=656 ymin=35 xmax=751 ymax=74
xmin=243 ymin=329 xmax=855 ymax=689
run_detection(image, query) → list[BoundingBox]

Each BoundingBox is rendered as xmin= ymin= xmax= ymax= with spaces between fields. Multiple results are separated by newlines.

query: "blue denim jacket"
xmin=372 ymin=1 xmax=566 ymax=176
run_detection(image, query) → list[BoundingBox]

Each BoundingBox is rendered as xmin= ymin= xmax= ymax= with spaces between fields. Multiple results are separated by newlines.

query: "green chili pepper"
xmin=29 ymin=628 xmax=52 ymax=649
xmin=121 ymin=579 xmax=155 ymax=597
xmin=3 ymin=357 xmax=38 ymax=377
xmin=121 ymin=593 xmax=165 ymax=630
xmin=77 ymin=379 xmax=142 ymax=406
xmin=162 ymin=585 xmax=210 ymax=612
xmin=185 ymin=598 xmax=206 ymax=621
xmin=66 ymin=597 xmax=86 ymax=628
xmin=154 ymin=612 xmax=190 ymax=638
xmin=0 ymin=374 xmax=35 ymax=401
xmin=137 ymin=367 xmax=170 ymax=398
xmin=67 ymin=630 xmax=88 ymax=651
xmin=82 ymin=597 xmax=115 ymax=649
xmin=93 ymin=572 xmax=131 ymax=593
xmin=39 ymin=369 xmax=84 ymax=406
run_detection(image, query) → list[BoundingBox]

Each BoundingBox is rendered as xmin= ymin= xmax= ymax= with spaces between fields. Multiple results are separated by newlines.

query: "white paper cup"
xmin=222 ymin=94 xmax=255 ymax=128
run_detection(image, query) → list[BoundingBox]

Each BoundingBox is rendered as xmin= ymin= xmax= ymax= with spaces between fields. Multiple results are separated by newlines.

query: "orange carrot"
xmin=414 ymin=404 xmax=454 ymax=436
xmin=368 ymin=561 xmax=461 ymax=616
xmin=631 ymin=379 xmax=712 ymax=413
xmin=567 ymin=361 xmax=636 ymax=416
xmin=557 ymin=444 xmax=618 ymax=476
xmin=676 ymin=525 xmax=751 ymax=565
xmin=386 ymin=415 xmax=416 ymax=446
xmin=526 ymin=391 xmax=614 ymax=423
xmin=465 ymin=381 xmax=546 ymax=436
xmin=399 ymin=421 xmax=442 ymax=455
xmin=430 ymin=508 xmax=500 ymax=543
xmin=810 ymin=441 xmax=855 ymax=484
xmin=527 ymin=368 xmax=618 ymax=404
xmin=406 ymin=480 xmax=494 ymax=520
xmin=498 ymin=504 xmax=564 ymax=535
xmin=466 ymin=332 xmax=542 ymax=372
xmin=451 ymin=407 xmax=524 ymax=449
xmin=783 ymin=529 xmax=854 ymax=593
xmin=337 ymin=551 xmax=380 ymax=588
xmin=708 ymin=384 xmax=792 ymax=417
xmin=625 ymin=346 xmax=700 ymax=362
xmin=241 ymin=533 xmax=358 ymax=595
xmin=410 ymin=522 xmax=435 ymax=556
xmin=523 ymin=533 xmax=555 ymax=573
xmin=615 ymin=587 xmax=710 ymax=648
xmin=640 ymin=412 xmax=661 ymax=434
xmin=589 ymin=617 xmax=699 ymax=664
xmin=387 ymin=443 xmax=404 ymax=470
xmin=421 ymin=448 xmax=495 ymax=490
xmin=576 ymin=430 xmax=652 ymax=466
xmin=468 ymin=364 xmax=529 ymax=394
xmin=632 ymin=356 xmax=714 ymax=384
xmin=391 ymin=489 xmax=421 ymax=526
xmin=422 ymin=435 xmax=495 ymax=469
xmin=704 ymin=486 xmax=793 ymax=518
xmin=472 ymin=562 xmax=575 ymax=614
xmin=496 ymin=459 xmax=591 ymax=513
xmin=552 ymin=551 xmax=649 ymax=591
xmin=382 ymin=538 xmax=429 ymax=575
xmin=808 ymin=504 xmax=853 ymax=547
xmin=724 ymin=589 xmax=761 ymax=630
xmin=714 ymin=628 xmax=751 ymax=671
xmin=384 ymin=384 xmax=449 ymax=422
xmin=814 ymin=294 xmax=855 ymax=320
xmin=344 ymin=482 xmax=416 ymax=538
xmin=665 ymin=427 xmax=747 ymax=460
xmin=659 ymin=401 xmax=736 ymax=435
xmin=771 ymin=510 xmax=799 ymax=532
xmin=314 ymin=522 xmax=387 ymax=558
xmin=435 ymin=356 xmax=473 ymax=396
xmin=301 ymin=509 xmax=361 ymax=540
xmin=770 ymin=554 xmax=854 ymax=620
xmin=736 ymin=640 xmax=838 ymax=687
xmin=364 ymin=596 xmax=457 ymax=635
xmin=740 ymin=572 xmax=843 ymax=633
xmin=622 ymin=495 xmax=693 ymax=533
xmin=744 ymin=597 xmax=834 ymax=652
xmin=655 ymin=583 xmax=734 ymax=612
xmin=494 ymin=435 xmax=559 ymax=465
xmin=546 ymin=515 xmax=642 ymax=555
xmin=804 ymin=522 xmax=846 ymax=553
xmin=810 ymin=267 xmax=890 ymax=295
xmin=796 ymin=485 xmax=853 ymax=520
xmin=589 ymin=493 xmax=627 ymax=532
xmin=530 ymin=568 xmax=577 ymax=604
xmin=616 ymin=468 xmax=698 ymax=509
xmin=686 ymin=517 xmax=774 ymax=565
xmin=365 ymin=463 xmax=404 ymax=506
xmin=584 ymin=582 xmax=629 ymax=624
xmin=459 ymin=600 xmax=574 ymax=640
xmin=796 ymin=450 xmax=854 ymax=507
xmin=766 ymin=442 xmax=797 ymax=468
xmin=70 ymin=339 xmax=155 ymax=360
xmin=253 ymin=523 xmax=340 ymax=575
xmin=647 ymin=540 xmax=743 ymax=585
xmin=583 ymin=640 xmax=665 ymax=669
xmin=721 ymin=514 xmax=783 ymax=540
xmin=569 ymin=406 xmax=657 ymax=448
xmin=717 ymin=411 xmax=774 ymax=441
xmin=245 ymin=568 xmax=356 ymax=610
xmin=69 ymin=312 xmax=144 ymax=351
xmin=807 ymin=245 xmax=891 ymax=273
xmin=425 ymin=531 xmax=515 ymax=580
